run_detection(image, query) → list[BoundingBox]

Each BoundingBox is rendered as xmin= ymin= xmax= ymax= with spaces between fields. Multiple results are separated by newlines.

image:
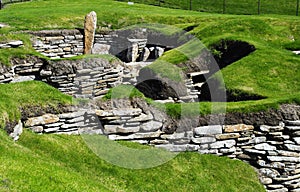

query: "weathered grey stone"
xmin=267 ymin=156 xmax=300 ymax=163
xmin=224 ymin=124 xmax=254 ymax=133
xmin=155 ymin=144 xmax=187 ymax=152
xmin=219 ymin=147 xmax=236 ymax=154
xmin=173 ymin=139 xmax=190 ymax=145
xmin=192 ymin=137 xmax=216 ymax=144
xmin=210 ymin=140 xmax=236 ymax=149
xmin=108 ymin=131 xmax=162 ymax=140
xmin=9 ymin=120 xmax=23 ymax=141
xmin=260 ymin=125 xmax=284 ymax=132
xmin=260 ymin=168 xmax=280 ymax=178
xmin=30 ymin=126 xmax=44 ymax=133
xmin=8 ymin=40 xmax=23 ymax=47
xmin=198 ymin=149 xmax=219 ymax=155
xmin=142 ymin=47 xmax=150 ymax=61
xmin=161 ymin=132 xmax=185 ymax=140
xmin=285 ymin=126 xmax=300 ymax=132
xmin=267 ymin=188 xmax=288 ymax=192
xmin=25 ymin=114 xmax=59 ymax=127
xmin=104 ymin=124 xmax=122 ymax=134
xmin=284 ymin=144 xmax=300 ymax=152
xmin=259 ymin=177 xmax=272 ymax=185
xmin=244 ymin=148 xmax=266 ymax=155
xmin=44 ymin=127 xmax=60 ymax=133
xmin=150 ymin=139 xmax=169 ymax=145
xmin=140 ymin=121 xmax=162 ymax=132
xmin=255 ymin=143 xmax=276 ymax=151
xmin=187 ymin=144 xmax=200 ymax=151
xmin=127 ymin=113 xmax=153 ymax=122
xmin=113 ymin=108 xmax=142 ymax=116
xmin=44 ymin=122 xmax=63 ymax=128
xmin=249 ymin=136 xmax=267 ymax=144
xmin=293 ymin=131 xmax=300 ymax=136
xmin=40 ymin=70 xmax=52 ymax=76
xmin=285 ymin=120 xmax=300 ymax=126
xmin=92 ymin=43 xmax=110 ymax=54
xmin=59 ymin=111 xmax=85 ymax=119
xmin=61 ymin=122 xmax=83 ymax=129
xmin=117 ymin=126 xmax=140 ymax=134
xmin=84 ymin=11 xmax=97 ymax=54
xmin=293 ymin=137 xmax=300 ymax=145
xmin=155 ymin=47 xmax=165 ymax=58
xmin=267 ymin=184 xmax=285 ymax=189
xmin=194 ymin=125 xmax=222 ymax=136
xmin=273 ymin=174 xmax=300 ymax=182
xmin=283 ymin=178 xmax=300 ymax=188
xmin=216 ymin=133 xmax=240 ymax=140
xmin=270 ymin=162 xmax=285 ymax=169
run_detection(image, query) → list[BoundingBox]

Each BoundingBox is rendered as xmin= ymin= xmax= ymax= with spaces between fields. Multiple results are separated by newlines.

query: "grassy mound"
xmin=0 ymin=81 xmax=72 ymax=128
xmin=0 ymin=129 xmax=264 ymax=191
xmin=0 ymin=0 xmax=299 ymax=115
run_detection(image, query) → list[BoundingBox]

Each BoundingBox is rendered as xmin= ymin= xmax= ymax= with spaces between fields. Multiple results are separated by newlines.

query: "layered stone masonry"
xmin=0 ymin=56 xmax=124 ymax=99
xmin=15 ymin=99 xmax=300 ymax=192
xmin=39 ymin=58 xmax=124 ymax=98
xmin=30 ymin=30 xmax=85 ymax=59
xmin=30 ymin=29 xmax=118 ymax=59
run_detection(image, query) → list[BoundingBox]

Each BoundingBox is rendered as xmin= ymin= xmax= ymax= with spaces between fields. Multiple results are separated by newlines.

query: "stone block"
xmin=224 ymin=124 xmax=254 ymax=133
xmin=194 ymin=125 xmax=222 ymax=136
xmin=284 ymin=144 xmax=300 ymax=152
xmin=260 ymin=125 xmax=284 ymax=132
xmin=25 ymin=114 xmax=59 ymax=127
xmin=255 ymin=143 xmax=276 ymax=151
xmin=30 ymin=126 xmax=44 ymax=133
xmin=209 ymin=140 xmax=236 ymax=149
xmin=267 ymin=156 xmax=300 ymax=163
xmin=216 ymin=133 xmax=240 ymax=140
xmin=161 ymin=132 xmax=185 ymax=140
xmin=155 ymin=144 xmax=187 ymax=152
xmin=285 ymin=126 xmax=300 ymax=132
xmin=244 ymin=148 xmax=266 ymax=155
xmin=140 ymin=121 xmax=162 ymax=132
xmin=192 ymin=137 xmax=216 ymax=144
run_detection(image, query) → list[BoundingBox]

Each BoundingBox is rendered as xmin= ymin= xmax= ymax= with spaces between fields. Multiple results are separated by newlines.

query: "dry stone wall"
xmin=30 ymin=30 xmax=84 ymax=59
xmin=30 ymin=29 xmax=117 ymax=59
xmin=0 ymin=56 xmax=124 ymax=99
xmin=17 ymin=99 xmax=300 ymax=192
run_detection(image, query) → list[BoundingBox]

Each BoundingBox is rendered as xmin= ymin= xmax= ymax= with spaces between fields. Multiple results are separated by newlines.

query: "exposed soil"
xmin=210 ymin=39 xmax=256 ymax=74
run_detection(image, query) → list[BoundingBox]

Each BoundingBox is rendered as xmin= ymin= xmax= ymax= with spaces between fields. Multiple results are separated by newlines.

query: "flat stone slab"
xmin=224 ymin=124 xmax=254 ymax=133
xmin=194 ymin=125 xmax=222 ymax=136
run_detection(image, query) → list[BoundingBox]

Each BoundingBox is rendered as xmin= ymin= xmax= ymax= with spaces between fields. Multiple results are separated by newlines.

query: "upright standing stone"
xmin=84 ymin=11 xmax=97 ymax=54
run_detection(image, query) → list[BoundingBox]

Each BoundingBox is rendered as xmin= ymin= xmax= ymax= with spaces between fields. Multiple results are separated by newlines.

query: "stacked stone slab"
xmin=15 ymin=97 xmax=300 ymax=191
xmin=30 ymin=30 xmax=84 ymax=59
xmin=0 ymin=56 xmax=45 ymax=83
xmin=0 ymin=40 xmax=23 ymax=48
xmin=30 ymin=30 xmax=117 ymax=59
xmin=39 ymin=57 xmax=124 ymax=98
xmin=25 ymin=111 xmax=102 ymax=135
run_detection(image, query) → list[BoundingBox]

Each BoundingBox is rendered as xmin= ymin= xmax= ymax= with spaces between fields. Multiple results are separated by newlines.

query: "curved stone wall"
xmin=11 ymin=98 xmax=299 ymax=192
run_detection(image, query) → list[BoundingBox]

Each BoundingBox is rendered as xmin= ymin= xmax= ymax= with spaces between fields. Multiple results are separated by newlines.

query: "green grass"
xmin=0 ymin=129 xmax=265 ymax=191
xmin=0 ymin=81 xmax=72 ymax=127
xmin=117 ymin=0 xmax=300 ymax=16
xmin=0 ymin=0 xmax=299 ymax=115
